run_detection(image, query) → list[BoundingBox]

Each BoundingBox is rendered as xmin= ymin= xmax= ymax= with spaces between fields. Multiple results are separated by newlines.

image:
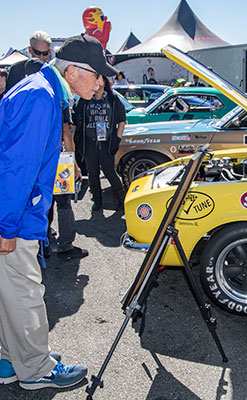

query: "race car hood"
xmin=162 ymin=45 xmax=247 ymax=111
xmin=123 ymin=118 xmax=216 ymax=136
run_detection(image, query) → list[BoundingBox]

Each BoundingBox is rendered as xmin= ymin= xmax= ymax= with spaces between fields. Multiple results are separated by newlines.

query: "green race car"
xmin=126 ymin=87 xmax=236 ymax=124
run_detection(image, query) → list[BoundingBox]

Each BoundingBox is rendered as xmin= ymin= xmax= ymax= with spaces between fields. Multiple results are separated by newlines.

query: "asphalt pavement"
xmin=2 ymin=176 xmax=247 ymax=400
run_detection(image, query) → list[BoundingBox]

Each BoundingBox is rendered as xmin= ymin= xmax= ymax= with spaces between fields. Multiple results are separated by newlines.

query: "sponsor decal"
xmin=125 ymin=137 xmax=161 ymax=144
xmin=170 ymin=146 xmax=177 ymax=153
xmin=240 ymin=192 xmax=247 ymax=208
xmin=178 ymin=145 xmax=195 ymax=154
xmin=172 ymin=134 xmax=191 ymax=142
xmin=166 ymin=191 xmax=215 ymax=220
xmin=137 ymin=203 xmax=153 ymax=221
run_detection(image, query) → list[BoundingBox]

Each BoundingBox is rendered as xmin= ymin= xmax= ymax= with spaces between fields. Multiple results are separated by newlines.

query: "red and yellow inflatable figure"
xmin=82 ymin=6 xmax=111 ymax=51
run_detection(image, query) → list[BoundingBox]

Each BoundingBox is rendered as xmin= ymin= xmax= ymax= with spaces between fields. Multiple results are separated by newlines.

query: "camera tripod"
xmin=86 ymin=146 xmax=228 ymax=399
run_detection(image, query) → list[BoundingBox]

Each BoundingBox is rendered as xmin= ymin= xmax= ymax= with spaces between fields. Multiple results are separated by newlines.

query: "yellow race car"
xmin=123 ymin=46 xmax=247 ymax=316
xmin=123 ymin=147 xmax=247 ymax=315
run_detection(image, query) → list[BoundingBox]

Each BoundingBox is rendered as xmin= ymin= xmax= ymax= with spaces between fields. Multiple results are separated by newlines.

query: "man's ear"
xmin=65 ymin=65 xmax=77 ymax=82
xmin=28 ymin=46 xmax=33 ymax=57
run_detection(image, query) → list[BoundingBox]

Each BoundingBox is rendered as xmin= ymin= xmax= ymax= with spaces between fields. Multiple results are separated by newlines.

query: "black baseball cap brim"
xmin=56 ymin=34 xmax=117 ymax=77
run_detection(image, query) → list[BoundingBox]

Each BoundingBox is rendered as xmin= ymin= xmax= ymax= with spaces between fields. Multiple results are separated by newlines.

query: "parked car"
xmin=126 ymin=87 xmax=236 ymax=124
xmin=122 ymin=45 xmax=247 ymax=316
xmin=115 ymin=44 xmax=247 ymax=188
xmin=123 ymin=147 xmax=247 ymax=316
xmin=116 ymin=105 xmax=247 ymax=187
xmin=113 ymin=89 xmax=136 ymax=113
xmin=113 ymin=84 xmax=169 ymax=108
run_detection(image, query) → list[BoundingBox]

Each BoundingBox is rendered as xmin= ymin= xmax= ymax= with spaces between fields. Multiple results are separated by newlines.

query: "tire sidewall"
xmin=121 ymin=152 xmax=168 ymax=188
xmin=201 ymin=224 xmax=247 ymax=315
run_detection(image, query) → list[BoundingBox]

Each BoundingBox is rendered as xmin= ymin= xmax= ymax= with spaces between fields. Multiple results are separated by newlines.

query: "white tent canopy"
xmin=0 ymin=50 xmax=28 ymax=67
xmin=121 ymin=0 xmax=229 ymax=55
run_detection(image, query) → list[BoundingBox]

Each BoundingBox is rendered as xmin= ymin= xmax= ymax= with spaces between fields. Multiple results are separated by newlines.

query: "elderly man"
xmin=0 ymin=34 xmax=117 ymax=390
xmin=5 ymin=30 xmax=90 ymax=260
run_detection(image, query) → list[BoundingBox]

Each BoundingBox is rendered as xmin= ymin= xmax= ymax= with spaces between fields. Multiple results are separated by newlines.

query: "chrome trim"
xmin=122 ymin=233 xmax=150 ymax=252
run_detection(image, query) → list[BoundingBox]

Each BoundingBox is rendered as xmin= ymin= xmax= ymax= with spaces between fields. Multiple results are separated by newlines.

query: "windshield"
xmin=113 ymin=90 xmax=135 ymax=112
xmin=214 ymin=105 xmax=244 ymax=129
xmin=145 ymin=92 xmax=168 ymax=113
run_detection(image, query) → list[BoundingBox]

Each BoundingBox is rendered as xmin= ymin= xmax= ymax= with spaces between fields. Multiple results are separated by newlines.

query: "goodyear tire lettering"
xmin=200 ymin=224 xmax=247 ymax=316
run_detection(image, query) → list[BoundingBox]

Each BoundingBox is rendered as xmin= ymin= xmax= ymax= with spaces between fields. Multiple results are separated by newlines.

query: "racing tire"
xmin=121 ymin=152 xmax=169 ymax=188
xmin=200 ymin=223 xmax=247 ymax=315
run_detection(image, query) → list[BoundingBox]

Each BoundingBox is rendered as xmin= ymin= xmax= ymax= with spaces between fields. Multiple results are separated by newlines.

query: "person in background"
xmin=73 ymin=75 xmax=126 ymax=211
xmin=5 ymin=30 xmax=52 ymax=92
xmin=173 ymin=78 xmax=186 ymax=88
xmin=0 ymin=68 xmax=8 ymax=100
xmin=191 ymin=74 xmax=205 ymax=87
xmin=147 ymin=67 xmax=158 ymax=84
xmin=48 ymin=114 xmax=89 ymax=260
xmin=0 ymin=34 xmax=117 ymax=390
xmin=115 ymin=71 xmax=128 ymax=85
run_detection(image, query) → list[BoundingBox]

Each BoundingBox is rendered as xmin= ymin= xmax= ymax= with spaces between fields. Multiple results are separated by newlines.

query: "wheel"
xmin=200 ymin=223 xmax=247 ymax=315
xmin=121 ymin=152 xmax=169 ymax=188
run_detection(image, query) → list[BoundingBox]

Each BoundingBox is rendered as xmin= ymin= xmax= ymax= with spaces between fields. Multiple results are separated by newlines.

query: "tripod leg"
xmin=85 ymin=307 xmax=134 ymax=399
xmin=172 ymin=231 xmax=228 ymax=363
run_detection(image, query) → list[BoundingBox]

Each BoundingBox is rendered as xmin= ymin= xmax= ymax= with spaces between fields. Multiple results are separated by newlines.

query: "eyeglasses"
xmin=73 ymin=65 xmax=100 ymax=79
xmin=31 ymin=47 xmax=50 ymax=57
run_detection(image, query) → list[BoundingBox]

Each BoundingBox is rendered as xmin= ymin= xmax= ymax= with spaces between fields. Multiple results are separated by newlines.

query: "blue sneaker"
xmin=19 ymin=362 xmax=87 ymax=390
xmin=0 ymin=359 xmax=17 ymax=384
xmin=0 ymin=353 xmax=61 ymax=385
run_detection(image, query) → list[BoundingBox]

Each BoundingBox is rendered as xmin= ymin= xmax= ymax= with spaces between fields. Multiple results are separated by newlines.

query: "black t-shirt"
xmin=85 ymin=92 xmax=112 ymax=140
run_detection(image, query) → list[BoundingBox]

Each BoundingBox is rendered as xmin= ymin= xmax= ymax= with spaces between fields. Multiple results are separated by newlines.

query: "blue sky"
xmin=1 ymin=0 xmax=246 ymax=56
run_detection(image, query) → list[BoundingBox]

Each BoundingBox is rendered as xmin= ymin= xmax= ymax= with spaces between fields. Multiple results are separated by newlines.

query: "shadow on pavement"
xmin=75 ymin=210 xmax=126 ymax=248
xmin=143 ymin=352 xmax=202 ymax=400
xmin=128 ymin=267 xmax=247 ymax=400
xmin=42 ymin=254 xmax=89 ymax=331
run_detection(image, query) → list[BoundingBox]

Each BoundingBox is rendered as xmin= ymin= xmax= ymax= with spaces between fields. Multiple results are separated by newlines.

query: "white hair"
xmin=50 ymin=58 xmax=91 ymax=76
xmin=29 ymin=30 xmax=52 ymax=47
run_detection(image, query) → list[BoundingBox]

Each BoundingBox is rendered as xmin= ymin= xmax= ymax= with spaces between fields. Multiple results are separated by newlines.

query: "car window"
xmin=224 ymin=109 xmax=247 ymax=128
xmin=113 ymin=89 xmax=135 ymax=112
xmin=215 ymin=106 xmax=243 ymax=128
xmin=151 ymin=94 xmax=225 ymax=114
xmin=117 ymin=88 xmax=164 ymax=106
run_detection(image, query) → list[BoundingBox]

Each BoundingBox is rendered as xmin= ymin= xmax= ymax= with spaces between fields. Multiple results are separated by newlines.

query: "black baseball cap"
xmin=56 ymin=34 xmax=117 ymax=77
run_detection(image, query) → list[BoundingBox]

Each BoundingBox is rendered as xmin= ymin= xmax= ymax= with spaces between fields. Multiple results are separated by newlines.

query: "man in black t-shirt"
xmin=73 ymin=76 xmax=126 ymax=211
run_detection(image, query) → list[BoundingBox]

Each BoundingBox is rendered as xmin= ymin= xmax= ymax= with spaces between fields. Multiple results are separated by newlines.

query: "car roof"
xmin=113 ymin=84 xmax=169 ymax=91
xmin=173 ymin=87 xmax=224 ymax=94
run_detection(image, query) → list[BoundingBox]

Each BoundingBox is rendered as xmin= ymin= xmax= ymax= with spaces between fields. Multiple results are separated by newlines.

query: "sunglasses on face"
xmin=31 ymin=47 xmax=50 ymax=57
xmin=73 ymin=65 xmax=100 ymax=79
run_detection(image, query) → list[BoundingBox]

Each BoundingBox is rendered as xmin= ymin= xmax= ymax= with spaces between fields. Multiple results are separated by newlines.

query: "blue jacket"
xmin=0 ymin=65 xmax=64 ymax=240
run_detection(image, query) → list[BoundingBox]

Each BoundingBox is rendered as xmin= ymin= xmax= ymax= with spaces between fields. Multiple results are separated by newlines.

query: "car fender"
xmin=115 ymin=144 xmax=174 ymax=173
